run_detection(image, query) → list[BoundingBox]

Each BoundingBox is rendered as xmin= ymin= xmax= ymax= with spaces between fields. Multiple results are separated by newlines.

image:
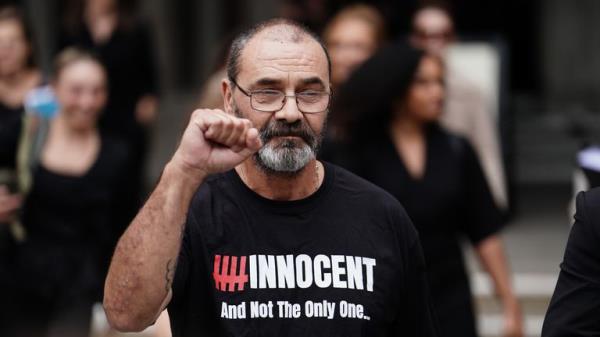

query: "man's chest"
xmin=180 ymin=208 xmax=407 ymax=336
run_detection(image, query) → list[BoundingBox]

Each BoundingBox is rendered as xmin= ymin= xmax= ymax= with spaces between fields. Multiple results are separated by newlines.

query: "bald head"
xmin=226 ymin=18 xmax=331 ymax=83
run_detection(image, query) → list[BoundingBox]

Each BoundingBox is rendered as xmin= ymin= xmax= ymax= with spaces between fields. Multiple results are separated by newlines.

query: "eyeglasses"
xmin=231 ymin=79 xmax=331 ymax=114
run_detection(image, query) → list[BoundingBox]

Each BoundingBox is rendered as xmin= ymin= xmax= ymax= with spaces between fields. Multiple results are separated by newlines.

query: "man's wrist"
xmin=163 ymin=159 xmax=208 ymax=190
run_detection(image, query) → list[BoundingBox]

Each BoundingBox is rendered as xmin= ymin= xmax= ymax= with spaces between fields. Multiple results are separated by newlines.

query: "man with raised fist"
xmin=103 ymin=18 xmax=439 ymax=337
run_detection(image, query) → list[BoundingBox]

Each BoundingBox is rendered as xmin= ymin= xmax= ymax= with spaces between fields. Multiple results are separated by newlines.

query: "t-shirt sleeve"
xmin=389 ymin=205 xmax=440 ymax=337
xmin=459 ymin=138 xmax=504 ymax=244
xmin=542 ymin=190 xmax=600 ymax=336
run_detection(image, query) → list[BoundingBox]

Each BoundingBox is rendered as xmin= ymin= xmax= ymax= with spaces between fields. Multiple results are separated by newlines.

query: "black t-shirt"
xmin=168 ymin=163 xmax=439 ymax=337
xmin=542 ymin=188 xmax=600 ymax=336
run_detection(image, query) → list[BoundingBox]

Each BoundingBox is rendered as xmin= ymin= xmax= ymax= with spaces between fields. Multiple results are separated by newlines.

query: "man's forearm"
xmin=104 ymin=161 xmax=205 ymax=331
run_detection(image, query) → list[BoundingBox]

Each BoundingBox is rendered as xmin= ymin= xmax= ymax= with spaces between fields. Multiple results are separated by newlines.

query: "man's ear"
xmin=222 ymin=79 xmax=234 ymax=114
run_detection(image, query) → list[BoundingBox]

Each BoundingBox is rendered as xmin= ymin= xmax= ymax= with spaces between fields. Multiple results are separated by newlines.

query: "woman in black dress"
xmin=332 ymin=44 xmax=523 ymax=337
xmin=0 ymin=48 xmax=131 ymax=337
xmin=59 ymin=0 xmax=158 ymax=217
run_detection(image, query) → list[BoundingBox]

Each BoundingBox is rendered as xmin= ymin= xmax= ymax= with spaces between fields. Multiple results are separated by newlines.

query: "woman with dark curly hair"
xmin=332 ymin=44 xmax=523 ymax=337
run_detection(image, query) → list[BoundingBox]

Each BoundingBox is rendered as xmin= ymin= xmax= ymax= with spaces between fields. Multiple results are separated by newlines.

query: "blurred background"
xmin=2 ymin=0 xmax=600 ymax=336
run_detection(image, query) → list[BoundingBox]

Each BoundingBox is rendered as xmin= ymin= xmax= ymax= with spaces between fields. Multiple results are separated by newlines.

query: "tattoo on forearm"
xmin=164 ymin=223 xmax=185 ymax=293
xmin=165 ymin=259 xmax=175 ymax=293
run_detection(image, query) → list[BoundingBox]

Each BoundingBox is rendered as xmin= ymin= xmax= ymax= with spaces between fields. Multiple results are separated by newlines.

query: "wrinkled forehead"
xmin=238 ymin=29 xmax=330 ymax=86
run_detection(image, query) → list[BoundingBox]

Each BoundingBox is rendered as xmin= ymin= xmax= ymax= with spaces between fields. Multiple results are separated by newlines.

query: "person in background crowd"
xmin=0 ymin=5 xmax=43 ymax=302
xmin=323 ymin=3 xmax=386 ymax=90
xmin=410 ymin=2 xmax=509 ymax=212
xmin=0 ymin=48 xmax=131 ymax=337
xmin=333 ymin=43 xmax=522 ymax=337
xmin=319 ymin=3 xmax=386 ymax=157
xmin=59 ymin=0 xmax=158 ymax=216
xmin=542 ymin=187 xmax=600 ymax=336
xmin=0 ymin=5 xmax=42 ymax=196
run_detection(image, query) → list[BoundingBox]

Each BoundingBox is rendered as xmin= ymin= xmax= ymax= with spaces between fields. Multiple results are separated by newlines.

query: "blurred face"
xmin=54 ymin=60 xmax=107 ymax=131
xmin=403 ymin=56 xmax=445 ymax=123
xmin=223 ymin=28 xmax=330 ymax=174
xmin=86 ymin=0 xmax=117 ymax=13
xmin=411 ymin=8 xmax=454 ymax=56
xmin=325 ymin=18 xmax=378 ymax=86
xmin=0 ymin=19 xmax=30 ymax=76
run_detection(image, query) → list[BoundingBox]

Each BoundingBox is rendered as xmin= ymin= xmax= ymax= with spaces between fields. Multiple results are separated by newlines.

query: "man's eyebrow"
xmin=252 ymin=78 xmax=283 ymax=87
xmin=300 ymin=77 xmax=326 ymax=87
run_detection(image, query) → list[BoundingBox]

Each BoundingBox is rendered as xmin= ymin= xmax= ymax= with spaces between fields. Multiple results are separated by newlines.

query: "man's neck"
xmin=235 ymin=159 xmax=323 ymax=201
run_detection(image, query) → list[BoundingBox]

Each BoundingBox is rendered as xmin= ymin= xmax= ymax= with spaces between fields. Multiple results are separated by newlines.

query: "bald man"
xmin=103 ymin=19 xmax=439 ymax=337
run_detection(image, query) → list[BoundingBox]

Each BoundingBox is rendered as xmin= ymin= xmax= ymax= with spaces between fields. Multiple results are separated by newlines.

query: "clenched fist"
xmin=170 ymin=109 xmax=262 ymax=182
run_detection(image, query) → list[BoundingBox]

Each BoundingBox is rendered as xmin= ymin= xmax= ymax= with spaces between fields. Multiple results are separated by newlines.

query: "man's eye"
xmin=254 ymin=90 xmax=281 ymax=96
xmin=298 ymin=91 xmax=324 ymax=102
xmin=253 ymin=91 xmax=282 ymax=103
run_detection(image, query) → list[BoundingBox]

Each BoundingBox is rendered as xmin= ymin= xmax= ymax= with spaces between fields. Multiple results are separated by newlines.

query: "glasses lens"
xmin=252 ymin=90 xmax=284 ymax=111
xmin=250 ymin=90 xmax=330 ymax=113
xmin=298 ymin=92 xmax=329 ymax=113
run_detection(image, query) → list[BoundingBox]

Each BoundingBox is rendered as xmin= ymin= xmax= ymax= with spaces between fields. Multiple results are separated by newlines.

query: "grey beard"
xmin=255 ymin=139 xmax=316 ymax=175
xmin=231 ymin=103 xmax=322 ymax=176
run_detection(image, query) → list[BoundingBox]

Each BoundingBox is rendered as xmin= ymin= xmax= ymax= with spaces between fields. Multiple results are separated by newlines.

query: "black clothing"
xmin=336 ymin=124 xmax=503 ymax=337
xmin=59 ymin=20 xmax=158 ymax=229
xmin=0 ymin=103 xmax=23 ymax=171
xmin=0 ymin=119 xmax=131 ymax=337
xmin=168 ymin=163 xmax=439 ymax=337
xmin=542 ymin=188 xmax=600 ymax=336
xmin=0 ymin=104 xmax=24 ymax=297
xmin=15 ymin=138 xmax=131 ymax=293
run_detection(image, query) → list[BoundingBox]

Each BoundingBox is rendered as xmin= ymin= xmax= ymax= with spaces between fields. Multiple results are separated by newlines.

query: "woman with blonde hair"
xmin=0 ymin=48 xmax=131 ymax=337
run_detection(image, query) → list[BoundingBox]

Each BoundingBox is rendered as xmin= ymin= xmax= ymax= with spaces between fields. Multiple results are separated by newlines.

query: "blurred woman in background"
xmin=0 ymin=5 xmax=42 ymax=198
xmin=323 ymin=3 xmax=386 ymax=89
xmin=320 ymin=4 xmax=387 ymax=159
xmin=59 ymin=0 xmax=158 ymax=219
xmin=0 ymin=48 xmax=131 ymax=337
xmin=0 ymin=6 xmax=43 ymax=302
xmin=334 ymin=44 xmax=523 ymax=337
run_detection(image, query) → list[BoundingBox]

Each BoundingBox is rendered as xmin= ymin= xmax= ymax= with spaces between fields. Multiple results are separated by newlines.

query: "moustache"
xmin=260 ymin=120 xmax=317 ymax=146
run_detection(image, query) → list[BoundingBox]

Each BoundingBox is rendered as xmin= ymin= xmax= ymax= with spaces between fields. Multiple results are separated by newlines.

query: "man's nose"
xmin=274 ymin=96 xmax=302 ymax=123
